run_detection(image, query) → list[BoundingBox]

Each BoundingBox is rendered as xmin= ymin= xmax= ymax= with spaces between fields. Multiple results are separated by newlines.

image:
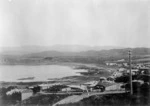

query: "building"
xmin=83 ymin=81 xmax=99 ymax=87
xmin=118 ymin=68 xmax=126 ymax=72
xmin=38 ymin=83 xmax=61 ymax=90
xmin=67 ymin=85 xmax=87 ymax=91
xmin=21 ymin=89 xmax=33 ymax=101
xmin=123 ymin=63 xmax=128 ymax=67
xmin=6 ymin=88 xmax=21 ymax=95
xmin=61 ymin=85 xmax=88 ymax=93
xmin=107 ymin=76 xmax=114 ymax=81
xmin=6 ymin=89 xmax=33 ymax=101
xmin=112 ymin=72 xmax=123 ymax=78
xmin=105 ymin=62 xmax=117 ymax=66
xmin=61 ymin=87 xmax=72 ymax=92
xmin=139 ymin=68 xmax=150 ymax=75
xmin=126 ymin=69 xmax=139 ymax=75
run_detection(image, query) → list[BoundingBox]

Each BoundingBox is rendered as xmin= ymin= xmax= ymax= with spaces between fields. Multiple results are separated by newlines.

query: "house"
xmin=105 ymin=62 xmax=117 ymax=66
xmin=67 ymin=85 xmax=87 ymax=91
xmin=107 ymin=76 xmax=115 ymax=82
xmin=115 ymin=59 xmax=128 ymax=67
xmin=61 ymin=87 xmax=72 ymax=92
xmin=6 ymin=89 xmax=33 ymax=101
xmin=92 ymin=84 xmax=105 ymax=92
xmin=118 ymin=68 xmax=126 ymax=72
xmin=132 ymin=80 xmax=144 ymax=85
xmin=117 ymin=59 xmax=125 ymax=62
xmin=117 ymin=63 xmax=123 ymax=67
xmin=135 ymin=64 xmax=145 ymax=69
xmin=139 ymin=68 xmax=150 ymax=75
xmin=83 ymin=81 xmax=99 ymax=87
xmin=99 ymin=77 xmax=107 ymax=82
xmin=6 ymin=88 xmax=21 ymax=95
xmin=61 ymin=85 xmax=88 ymax=93
xmin=144 ymin=63 xmax=150 ymax=68
xmin=21 ymin=89 xmax=33 ymax=101
xmin=126 ymin=69 xmax=139 ymax=75
xmin=112 ymin=72 xmax=123 ymax=78
xmin=123 ymin=63 xmax=128 ymax=67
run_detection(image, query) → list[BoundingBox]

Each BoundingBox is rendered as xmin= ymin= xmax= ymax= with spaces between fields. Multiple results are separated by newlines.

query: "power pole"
xmin=128 ymin=50 xmax=133 ymax=95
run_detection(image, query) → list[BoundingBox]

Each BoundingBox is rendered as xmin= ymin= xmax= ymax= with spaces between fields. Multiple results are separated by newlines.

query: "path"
xmin=53 ymin=90 xmax=127 ymax=106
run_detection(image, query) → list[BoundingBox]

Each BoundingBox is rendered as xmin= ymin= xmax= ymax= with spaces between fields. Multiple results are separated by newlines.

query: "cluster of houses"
xmin=105 ymin=59 xmax=150 ymax=69
xmin=106 ymin=58 xmax=150 ymax=76
xmin=105 ymin=59 xmax=128 ymax=67
xmin=5 ymin=77 xmax=116 ymax=101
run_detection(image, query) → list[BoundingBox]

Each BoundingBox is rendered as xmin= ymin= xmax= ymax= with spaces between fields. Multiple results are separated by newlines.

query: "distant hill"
xmin=0 ymin=47 xmax=150 ymax=65
xmin=0 ymin=45 xmax=123 ymax=55
xmin=23 ymin=47 xmax=150 ymax=58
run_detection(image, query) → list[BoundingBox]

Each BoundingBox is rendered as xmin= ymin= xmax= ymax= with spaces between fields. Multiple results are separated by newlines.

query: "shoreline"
xmin=0 ymin=62 xmax=113 ymax=88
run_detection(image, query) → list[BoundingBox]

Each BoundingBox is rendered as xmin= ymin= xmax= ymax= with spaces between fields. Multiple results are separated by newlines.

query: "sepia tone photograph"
xmin=0 ymin=0 xmax=149 ymax=106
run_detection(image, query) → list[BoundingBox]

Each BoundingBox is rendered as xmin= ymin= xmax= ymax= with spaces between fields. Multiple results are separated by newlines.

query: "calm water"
xmin=0 ymin=65 xmax=85 ymax=82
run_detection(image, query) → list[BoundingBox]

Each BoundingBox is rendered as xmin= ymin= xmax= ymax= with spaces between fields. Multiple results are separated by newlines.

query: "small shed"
xmin=21 ymin=89 xmax=33 ymax=101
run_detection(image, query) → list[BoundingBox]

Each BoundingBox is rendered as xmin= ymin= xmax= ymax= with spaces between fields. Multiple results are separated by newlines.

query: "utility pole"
xmin=128 ymin=50 xmax=133 ymax=95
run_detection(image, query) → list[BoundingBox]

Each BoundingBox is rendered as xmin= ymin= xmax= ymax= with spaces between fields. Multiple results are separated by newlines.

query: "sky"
xmin=0 ymin=0 xmax=149 ymax=48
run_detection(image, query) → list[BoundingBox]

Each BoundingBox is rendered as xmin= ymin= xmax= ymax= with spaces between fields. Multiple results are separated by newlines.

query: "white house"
xmin=67 ymin=85 xmax=87 ymax=91
xmin=112 ymin=72 xmax=123 ymax=78
xmin=123 ymin=63 xmax=128 ymax=67
xmin=83 ymin=81 xmax=99 ymax=87
xmin=6 ymin=89 xmax=33 ymax=101
xmin=127 ymin=69 xmax=139 ymax=75
xmin=118 ymin=68 xmax=126 ymax=72
xmin=61 ymin=87 xmax=72 ymax=92
xmin=132 ymin=80 xmax=144 ymax=85
xmin=105 ymin=62 xmax=117 ymax=66
xmin=21 ymin=89 xmax=33 ymax=101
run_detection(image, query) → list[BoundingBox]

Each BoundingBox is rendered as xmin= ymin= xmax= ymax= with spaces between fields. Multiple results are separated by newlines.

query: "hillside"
xmin=0 ymin=48 xmax=150 ymax=65
xmin=23 ymin=48 xmax=150 ymax=57
xmin=0 ymin=45 xmax=123 ymax=55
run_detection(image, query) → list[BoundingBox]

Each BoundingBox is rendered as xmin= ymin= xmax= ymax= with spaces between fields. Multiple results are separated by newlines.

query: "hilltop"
xmin=0 ymin=47 xmax=150 ymax=65
xmin=0 ymin=45 xmax=123 ymax=55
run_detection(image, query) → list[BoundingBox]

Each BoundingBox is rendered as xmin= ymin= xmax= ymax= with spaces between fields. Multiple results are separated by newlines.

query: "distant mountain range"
xmin=0 ymin=45 xmax=150 ymax=57
xmin=0 ymin=45 xmax=123 ymax=55
xmin=23 ymin=47 xmax=150 ymax=58
xmin=0 ymin=46 xmax=150 ymax=65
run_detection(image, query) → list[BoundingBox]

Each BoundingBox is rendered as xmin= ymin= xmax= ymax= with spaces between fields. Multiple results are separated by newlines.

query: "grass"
xmin=21 ymin=94 xmax=70 ymax=106
xmin=58 ymin=93 xmax=150 ymax=106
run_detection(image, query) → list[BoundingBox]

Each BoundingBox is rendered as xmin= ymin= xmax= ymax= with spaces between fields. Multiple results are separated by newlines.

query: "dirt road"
xmin=53 ymin=90 xmax=127 ymax=106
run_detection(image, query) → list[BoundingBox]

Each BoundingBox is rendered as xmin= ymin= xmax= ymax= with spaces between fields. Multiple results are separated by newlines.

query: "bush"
xmin=59 ymin=93 xmax=150 ymax=106
xmin=115 ymin=75 xmax=150 ymax=83
xmin=45 ymin=85 xmax=67 ymax=93
xmin=32 ymin=86 xmax=41 ymax=94
xmin=22 ymin=94 xmax=69 ymax=106
xmin=0 ymin=86 xmax=21 ymax=105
